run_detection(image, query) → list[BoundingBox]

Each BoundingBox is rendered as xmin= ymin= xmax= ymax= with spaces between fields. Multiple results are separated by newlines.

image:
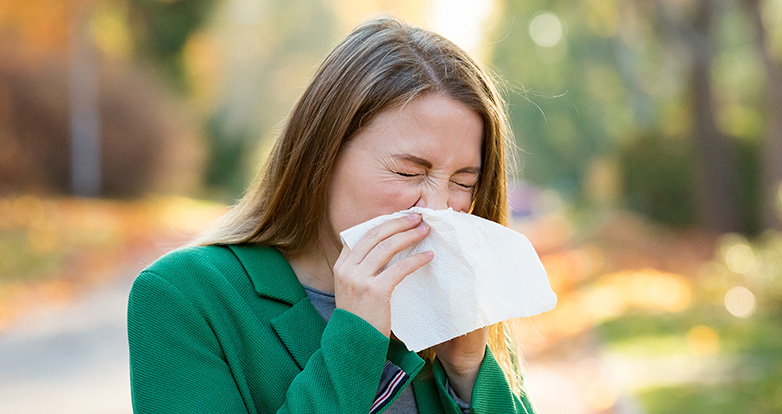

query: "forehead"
xmin=351 ymin=93 xmax=484 ymax=161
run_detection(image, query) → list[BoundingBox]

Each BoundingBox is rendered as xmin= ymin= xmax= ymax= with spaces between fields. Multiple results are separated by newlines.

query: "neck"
xmin=285 ymin=238 xmax=340 ymax=293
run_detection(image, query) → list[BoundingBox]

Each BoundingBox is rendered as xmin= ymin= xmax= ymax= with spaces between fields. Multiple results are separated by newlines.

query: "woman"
xmin=128 ymin=17 xmax=537 ymax=413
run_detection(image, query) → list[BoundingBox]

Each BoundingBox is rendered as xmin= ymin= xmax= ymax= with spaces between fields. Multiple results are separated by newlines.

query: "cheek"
xmin=329 ymin=176 xmax=421 ymax=233
xmin=370 ymin=181 xmax=421 ymax=210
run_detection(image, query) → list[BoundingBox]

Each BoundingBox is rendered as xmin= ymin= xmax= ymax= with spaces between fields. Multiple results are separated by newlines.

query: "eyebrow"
xmin=391 ymin=153 xmax=481 ymax=175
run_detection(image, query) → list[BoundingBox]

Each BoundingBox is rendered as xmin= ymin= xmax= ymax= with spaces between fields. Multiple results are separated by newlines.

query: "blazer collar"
xmin=228 ymin=244 xmax=306 ymax=304
xmin=228 ymin=244 xmax=326 ymax=369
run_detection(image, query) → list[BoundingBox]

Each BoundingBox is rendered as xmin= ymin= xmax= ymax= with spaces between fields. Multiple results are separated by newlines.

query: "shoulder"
xmin=131 ymin=244 xmax=299 ymax=314
xmin=136 ymin=244 xmax=272 ymax=296
xmin=134 ymin=244 xmax=291 ymax=297
xmin=137 ymin=245 xmax=234 ymax=285
xmin=144 ymin=245 xmax=236 ymax=275
xmin=129 ymin=246 xmax=237 ymax=300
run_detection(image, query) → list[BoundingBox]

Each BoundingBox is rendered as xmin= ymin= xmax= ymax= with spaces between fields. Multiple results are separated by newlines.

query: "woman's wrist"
xmin=439 ymin=358 xmax=482 ymax=404
xmin=445 ymin=377 xmax=473 ymax=413
xmin=433 ymin=328 xmax=488 ymax=404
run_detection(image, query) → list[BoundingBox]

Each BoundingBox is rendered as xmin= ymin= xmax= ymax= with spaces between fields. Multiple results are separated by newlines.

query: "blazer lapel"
xmin=270 ymin=299 xmax=326 ymax=369
xmin=228 ymin=244 xmax=326 ymax=370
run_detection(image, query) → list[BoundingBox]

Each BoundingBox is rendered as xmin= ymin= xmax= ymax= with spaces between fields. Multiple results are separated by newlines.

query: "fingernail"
xmin=424 ymin=250 xmax=434 ymax=258
xmin=417 ymin=223 xmax=429 ymax=233
xmin=408 ymin=214 xmax=421 ymax=222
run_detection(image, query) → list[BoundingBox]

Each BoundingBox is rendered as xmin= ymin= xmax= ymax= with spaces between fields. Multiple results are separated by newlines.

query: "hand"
xmin=433 ymin=326 xmax=489 ymax=404
xmin=333 ymin=214 xmax=433 ymax=337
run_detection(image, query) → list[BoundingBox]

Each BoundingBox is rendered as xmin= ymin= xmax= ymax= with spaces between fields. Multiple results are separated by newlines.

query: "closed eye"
xmin=395 ymin=171 xmax=419 ymax=177
xmin=452 ymin=181 xmax=476 ymax=189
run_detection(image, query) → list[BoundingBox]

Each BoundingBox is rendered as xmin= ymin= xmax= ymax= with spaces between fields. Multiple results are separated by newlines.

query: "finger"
xmin=358 ymin=222 xmax=430 ymax=275
xmin=347 ymin=214 xmax=422 ymax=263
xmin=376 ymin=250 xmax=434 ymax=289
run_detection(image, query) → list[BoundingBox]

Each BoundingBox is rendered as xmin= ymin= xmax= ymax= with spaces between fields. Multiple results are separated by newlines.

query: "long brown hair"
xmin=193 ymin=16 xmax=524 ymax=393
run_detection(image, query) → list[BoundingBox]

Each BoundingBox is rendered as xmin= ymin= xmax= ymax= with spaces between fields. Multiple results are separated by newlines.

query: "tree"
xmin=128 ymin=0 xmax=218 ymax=92
xmin=744 ymin=0 xmax=782 ymax=230
xmin=659 ymin=0 xmax=742 ymax=232
xmin=491 ymin=0 xmax=773 ymax=232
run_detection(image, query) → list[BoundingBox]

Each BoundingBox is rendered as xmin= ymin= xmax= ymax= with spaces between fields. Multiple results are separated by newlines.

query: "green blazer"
xmin=127 ymin=245 xmax=536 ymax=413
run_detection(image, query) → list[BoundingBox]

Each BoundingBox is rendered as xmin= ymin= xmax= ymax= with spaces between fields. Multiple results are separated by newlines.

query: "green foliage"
xmin=597 ymin=304 xmax=782 ymax=413
xmin=619 ymin=134 xmax=696 ymax=228
xmin=127 ymin=0 xmax=341 ymax=198
xmin=200 ymin=0 xmax=339 ymax=198
xmin=492 ymin=1 xmax=625 ymax=200
xmin=203 ymin=114 xmax=257 ymax=201
xmin=595 ymin=230 xmax=782 ymax=413
xmin=640 ymin=374 xmax=782 ymax=414
xmin=597 ymin=307 xmax=782 ymax=355
xmin=129 ymin=0 xmax=218 ymax=91
xmin=0 ymin=231 xmax=64 ymax=284
xmin=123 ymin=0 xmax=777 ymax=227
xmin=735 ymin=137 xmax=763 ymax=234
xmin=491 ymin=0 xmax=775 ymax=232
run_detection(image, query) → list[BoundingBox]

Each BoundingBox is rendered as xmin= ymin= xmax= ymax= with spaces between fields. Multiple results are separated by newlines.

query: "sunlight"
xmin=528 ymin=11 xmax=563 ymax=47
xmin=90 ymin=1 xmax=132 ymax=58
xmin=600 ymin=269 xmax=692 ymax=313
xmin=724 ymin=286 xmax=756 ymax=318
xmin=686 ymin=325 xmax=720 ymax=356
xmin=427 ymin=0 xmax=495 ymax=55
xmin=586 ymin=380 xmax=619 ymax=411
xmin=724 ymin=239 xmax=756 ymax=274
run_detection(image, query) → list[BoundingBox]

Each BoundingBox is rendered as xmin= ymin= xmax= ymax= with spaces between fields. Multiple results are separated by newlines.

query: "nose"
xmin=413 ymin=186 xmax=450 ymax=210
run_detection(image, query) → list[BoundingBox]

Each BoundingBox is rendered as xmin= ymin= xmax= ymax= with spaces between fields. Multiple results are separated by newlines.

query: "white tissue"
xmin=339 ymin=207 xmax=557 ymax=352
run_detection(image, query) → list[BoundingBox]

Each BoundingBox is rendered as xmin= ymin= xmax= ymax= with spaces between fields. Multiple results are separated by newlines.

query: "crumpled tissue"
xmin=339 ymin=207 xmax=557 ymax=352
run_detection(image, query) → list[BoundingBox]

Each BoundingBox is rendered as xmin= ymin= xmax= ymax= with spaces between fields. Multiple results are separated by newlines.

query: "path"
xmin=0 ymin=269 xmax=139 ymax=413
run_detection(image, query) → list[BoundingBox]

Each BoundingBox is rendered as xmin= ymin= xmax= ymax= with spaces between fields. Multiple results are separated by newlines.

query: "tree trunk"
xmin=689 ymin=0 xmax=742 ymax=232
xmin=68 ymin=0 xmax=102 ymax=197
xmin=745 ymin=0 xmax=782 ymax=230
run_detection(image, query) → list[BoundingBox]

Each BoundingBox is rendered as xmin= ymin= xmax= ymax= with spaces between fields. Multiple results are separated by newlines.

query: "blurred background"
xmin=1 ymin=0 xmax=781 ymax=412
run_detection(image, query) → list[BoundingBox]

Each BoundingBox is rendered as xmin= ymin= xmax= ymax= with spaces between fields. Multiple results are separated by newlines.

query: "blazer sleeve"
xmin=276 ymin=309 xmax=396 ymax=413
xmin=128 ymin=270 xmax=248 ymax=413
xmin=129 ymin=271 xmax=404 ymax=413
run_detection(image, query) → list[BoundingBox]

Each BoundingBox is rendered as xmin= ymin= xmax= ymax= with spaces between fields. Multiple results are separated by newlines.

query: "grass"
xmin=596 ymin=303 xmax=782 ymax=413
xmin=0 ymin=231 xmax=65 ymax=284
xmin=639 ymin=373 xmax=782 ymax=414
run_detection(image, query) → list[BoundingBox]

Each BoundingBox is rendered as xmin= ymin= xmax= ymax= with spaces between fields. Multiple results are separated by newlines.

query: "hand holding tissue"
xmin=339 ymin=207 xmax=557 ymax=352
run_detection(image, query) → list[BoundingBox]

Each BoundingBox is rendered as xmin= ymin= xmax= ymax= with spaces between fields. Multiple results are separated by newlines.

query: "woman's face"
xmin=327 ymin=92 xmax=484 ymax=235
